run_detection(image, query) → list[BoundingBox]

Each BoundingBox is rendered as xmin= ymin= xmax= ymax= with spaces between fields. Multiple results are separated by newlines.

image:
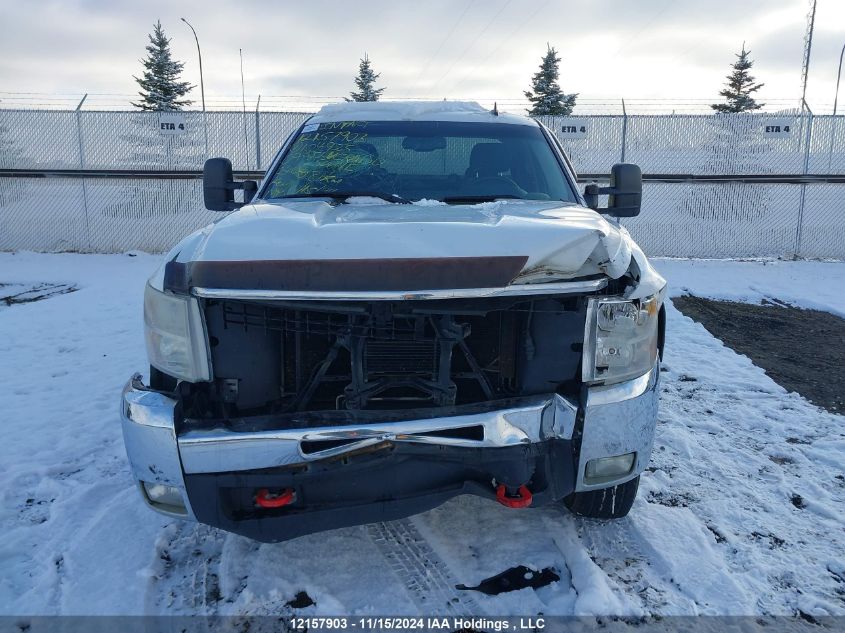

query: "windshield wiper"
xmin=277 ymin=191 xmax=411 ymax=204
xmin=441 ymin=194 xmax=522 ymax=204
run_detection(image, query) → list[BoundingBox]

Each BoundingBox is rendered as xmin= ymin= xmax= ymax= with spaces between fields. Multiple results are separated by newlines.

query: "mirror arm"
xmin=222 ymin=180 xmax=258 ymax=209
xmin=584 ymin=183 xmax=600 ymax=209
xmin=584 ymin=183 xmax=629 ymax=212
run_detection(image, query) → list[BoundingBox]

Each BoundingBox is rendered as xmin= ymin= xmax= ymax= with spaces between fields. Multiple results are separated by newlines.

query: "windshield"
xmin=264 ymin=120 xmax=578 ymax=203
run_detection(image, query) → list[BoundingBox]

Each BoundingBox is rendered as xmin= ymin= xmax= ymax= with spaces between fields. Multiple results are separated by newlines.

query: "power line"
xmin=606 ymin=0 xmax=678 ymax=60
xmin=667 ymin=1 xmax=765 ymax=71
xmin=414 ymin=0 xmax=476 ymax=85
xmin=428 ymin=0 xmax=514 ymax=96
xmin=445 ymin=0 xmax=552 ymax=96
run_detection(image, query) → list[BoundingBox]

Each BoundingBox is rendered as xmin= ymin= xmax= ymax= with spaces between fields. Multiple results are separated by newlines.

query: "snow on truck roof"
xmin=309 ymin=100 xmax=534 ymax=126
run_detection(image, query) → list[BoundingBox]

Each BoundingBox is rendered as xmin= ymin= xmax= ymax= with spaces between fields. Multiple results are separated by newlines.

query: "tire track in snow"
xmin=144 ymin=522 xmax=225 ymax=615
xmin=539 ymin=505 xmax=641 ymax=615
xmin=545 ymin=504 xmax=686 ymax=615
xmin=367 ymin=518 xmax=482 ymax=615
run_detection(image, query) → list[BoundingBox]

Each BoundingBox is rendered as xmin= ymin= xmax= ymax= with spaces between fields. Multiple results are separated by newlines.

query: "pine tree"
xmin=711 ymin=44 xmax=764 ymax=113
xmin=347 ymin=53 xmax=385 ymax=102
xmin=0 ymin=124 xmax=23 ymax=169
xmin=0 ymin=123 xmax=28 ymax=206
xmin=132 ymin=21 xmax=194 ymax=111
xmin=524 ymin=44 xmax=577 ymax=116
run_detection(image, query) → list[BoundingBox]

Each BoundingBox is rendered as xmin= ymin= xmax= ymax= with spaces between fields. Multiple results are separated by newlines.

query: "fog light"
xmin=584 ymin=453 xmax=636 ymax=482
xmin=142 ymin=481 xmax=187 ymax=514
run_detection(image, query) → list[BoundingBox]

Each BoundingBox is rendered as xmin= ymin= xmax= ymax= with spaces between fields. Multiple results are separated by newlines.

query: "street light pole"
xmin=833 ymin=42 xmax=845 ymax=116
xmin=181 ymin=17 xmax=208 ymax=157
xmin=827 ymin=42 xmax=845 ymax=171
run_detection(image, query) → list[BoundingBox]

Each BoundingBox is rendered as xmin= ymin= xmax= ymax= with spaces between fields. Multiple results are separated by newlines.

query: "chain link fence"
xmin=1 ymin=109 xmax=843 ymax=257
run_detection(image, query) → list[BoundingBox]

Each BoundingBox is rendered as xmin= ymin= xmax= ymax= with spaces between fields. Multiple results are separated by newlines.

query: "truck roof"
xmin=308 ymin=100 xmax=534 ymax=126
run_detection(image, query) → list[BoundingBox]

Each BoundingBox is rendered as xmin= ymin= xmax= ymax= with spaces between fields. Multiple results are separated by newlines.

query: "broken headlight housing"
xmin=583 ymin=294 xmax=659 ymax=385
xmin=144 ymin=283 xmax=211 ymax=383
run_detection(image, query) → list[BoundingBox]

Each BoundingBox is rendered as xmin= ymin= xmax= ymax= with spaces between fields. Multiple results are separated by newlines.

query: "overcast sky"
xmin=1 ymin=0 xmax=843 ymax=112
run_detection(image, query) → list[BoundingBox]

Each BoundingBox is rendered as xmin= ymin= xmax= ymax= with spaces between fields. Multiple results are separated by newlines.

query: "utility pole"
xmin=800 ymin=0 xmax=817 ymax=112
xmin=254 ymin=94 xmax=262 ymax=170
xmin=834 ymin=42 xmax=845 ymax=117
xmin=181 ymin=17 xmax=208 ymax=157
xmin=827 ymin=42 xmax=845 ymax=171
xmin=240 ymin=48 xmax=250 ymax=170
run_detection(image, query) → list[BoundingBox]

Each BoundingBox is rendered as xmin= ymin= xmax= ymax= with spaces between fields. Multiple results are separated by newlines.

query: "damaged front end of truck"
xmin=121 ymin=228 xmax=664 ymax=542
xmin=119 ymin=102 xmax=666 ymax=542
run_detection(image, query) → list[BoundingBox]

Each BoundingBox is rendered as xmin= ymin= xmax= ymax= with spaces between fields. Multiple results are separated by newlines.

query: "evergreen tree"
xmin=524 ymin=44 xmax=577 ymax=116
xmin=711 ymin=44 xmax=764 ymax=113
xmin=0 ymin=124 xmax=28 ymax=206
xmin=347 ymin=54 xmax=385 ymax=102
xmin=0 ymin=124 xmax=23 ymax=169
xmin=132 ymin=21 xmax=193 ymax=111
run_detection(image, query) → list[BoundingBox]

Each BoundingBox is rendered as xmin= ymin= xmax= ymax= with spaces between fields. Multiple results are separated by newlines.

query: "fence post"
xmin=254 ymin=94 xmax=262 ymax=170
xmin=794 ymin=102 xmax=814 ymax=258
xmin=620 ymin=98 xmax=628 ymax=162
xmin=74 ymin=93 xmax=92 ymax=251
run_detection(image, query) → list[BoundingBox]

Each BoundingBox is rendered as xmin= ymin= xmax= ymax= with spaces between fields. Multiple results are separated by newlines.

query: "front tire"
xmin=563 ymin=476 xmax=640 ymax=519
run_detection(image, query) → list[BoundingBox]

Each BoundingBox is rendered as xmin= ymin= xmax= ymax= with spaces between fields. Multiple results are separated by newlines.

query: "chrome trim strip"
xmin=191 ymin=278 xmax=607 ymax=301
xmin=178 ymin=395 xmax=579 ymax=474
xmin=586 ymin=366 xmax=657 ymax=407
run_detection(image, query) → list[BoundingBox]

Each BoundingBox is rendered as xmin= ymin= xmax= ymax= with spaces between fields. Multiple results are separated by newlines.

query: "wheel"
xmin=149 ymin=365 xmax=178 ymax=392
xmin=563 ymin=476 xmax=640 ymax=519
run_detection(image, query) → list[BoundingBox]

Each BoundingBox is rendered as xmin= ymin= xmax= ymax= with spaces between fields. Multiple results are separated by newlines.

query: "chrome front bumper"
xmin=120 ymin=365 xmax=659 ymax=520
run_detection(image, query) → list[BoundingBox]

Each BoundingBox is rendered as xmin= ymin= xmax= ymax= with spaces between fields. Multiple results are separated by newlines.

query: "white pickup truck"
xmin=120 ymin=101 xmax=666 ymax=542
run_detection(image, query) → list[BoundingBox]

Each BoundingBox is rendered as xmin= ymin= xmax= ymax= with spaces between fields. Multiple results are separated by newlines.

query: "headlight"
xmin=583 ymin=294 xmax=659 ymax=385
xmin=144 ymin=283 xmax=211 ymax=382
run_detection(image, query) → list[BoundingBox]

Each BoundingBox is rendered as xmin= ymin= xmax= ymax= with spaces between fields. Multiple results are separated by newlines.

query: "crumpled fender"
xmin=621 ymin=228 xmax=666 ymax=300
xmin=511 ymin=218 xmax=632 ymax=284
xmin=589 ymin=224 xmax=632 ymax=279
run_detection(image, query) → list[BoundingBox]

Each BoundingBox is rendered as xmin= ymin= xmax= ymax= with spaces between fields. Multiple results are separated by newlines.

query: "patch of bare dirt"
xmin=673 ymin=296 xmax=845 ymax=414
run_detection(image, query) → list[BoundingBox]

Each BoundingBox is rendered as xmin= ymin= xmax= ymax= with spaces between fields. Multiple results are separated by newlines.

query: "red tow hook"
xmin=255 ymin=488 xmax=296 ymax=509
xmin=495 ymin=484 xmax=533 ymax=508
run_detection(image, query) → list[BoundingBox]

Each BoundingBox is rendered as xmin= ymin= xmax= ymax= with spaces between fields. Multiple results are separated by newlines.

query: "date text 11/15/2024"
xmin=290 ymin=616 xmax=547 ymax=631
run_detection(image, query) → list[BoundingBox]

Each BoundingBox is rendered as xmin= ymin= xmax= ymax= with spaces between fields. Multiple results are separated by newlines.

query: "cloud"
xmin=0 ymin=0 xmax=841 ymax=111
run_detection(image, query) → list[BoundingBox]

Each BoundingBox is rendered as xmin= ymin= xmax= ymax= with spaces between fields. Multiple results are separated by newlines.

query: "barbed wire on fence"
xmin=0 ymin=91 xmax=835 ymax=114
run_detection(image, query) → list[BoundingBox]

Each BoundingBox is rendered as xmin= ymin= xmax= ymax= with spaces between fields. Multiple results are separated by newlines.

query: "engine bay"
xmin=180 ymin=294 xmax=589 ymax=421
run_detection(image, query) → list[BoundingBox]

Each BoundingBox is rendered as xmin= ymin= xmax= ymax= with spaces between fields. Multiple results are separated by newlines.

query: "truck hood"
xmin=156 ymin=199 xmax=664 ymax=298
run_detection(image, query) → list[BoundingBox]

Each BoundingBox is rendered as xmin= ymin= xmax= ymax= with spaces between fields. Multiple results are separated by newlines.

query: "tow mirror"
xmin=203 ymin=158 xmax=258 ymax=211
xmin=583 ymin=163 xmax=642 ymax=217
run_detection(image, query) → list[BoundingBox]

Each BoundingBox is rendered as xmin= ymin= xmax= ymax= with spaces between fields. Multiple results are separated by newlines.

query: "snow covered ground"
xmin=0 ymin=252 xmax=843 ymax=617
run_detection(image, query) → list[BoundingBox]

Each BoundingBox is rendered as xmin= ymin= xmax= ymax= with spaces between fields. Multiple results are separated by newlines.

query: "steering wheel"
xmin=461 ymin=175 xmax=528 ymax=198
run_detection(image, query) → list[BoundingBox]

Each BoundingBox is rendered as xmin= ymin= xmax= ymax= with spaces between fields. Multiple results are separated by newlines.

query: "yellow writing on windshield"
xmin=269 ymin=122 xmax=379 ymax=197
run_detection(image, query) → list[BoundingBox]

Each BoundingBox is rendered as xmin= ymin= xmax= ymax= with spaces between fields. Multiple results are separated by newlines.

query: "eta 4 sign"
xmin=558 ymin=118 xmax=588 ymax=139
xmin=763 ymin=118 xmax=795 ymax=138
xmin=158 ymin=112 xmax=186 ymax=135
